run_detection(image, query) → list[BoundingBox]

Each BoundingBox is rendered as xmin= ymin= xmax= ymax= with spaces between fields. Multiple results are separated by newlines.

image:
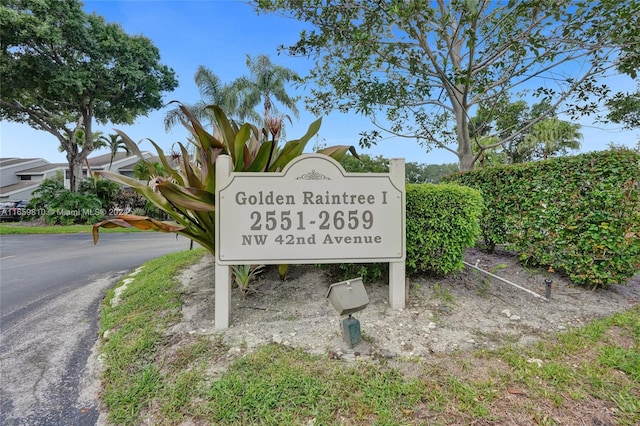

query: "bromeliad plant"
xmin=231 ymin=264 xmax=266 ymax=299
xmin=93 ymin=104 xmax=357 ymax=261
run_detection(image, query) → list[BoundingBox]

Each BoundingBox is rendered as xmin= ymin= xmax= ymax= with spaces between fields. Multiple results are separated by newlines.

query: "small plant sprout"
xmin=432 ymin=284 xmax=455 ymax=305
xmin=490 ymin=263 xmax=508 ymax=273
xmin=231 ymin=264 xmax=265 ymax=298
xmin=411 ymin=282 xmax=422 ymax=299
xmin=476 ymin=278 xmax=491 ymax=297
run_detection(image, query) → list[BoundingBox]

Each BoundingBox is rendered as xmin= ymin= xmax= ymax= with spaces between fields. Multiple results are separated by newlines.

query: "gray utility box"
xmin=326 ymin=277 xmax=369 ymax=316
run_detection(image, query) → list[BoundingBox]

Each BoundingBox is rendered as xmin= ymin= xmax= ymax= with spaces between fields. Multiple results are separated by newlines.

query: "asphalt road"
xmin=0 ymin=232 xmax=193 ymax=425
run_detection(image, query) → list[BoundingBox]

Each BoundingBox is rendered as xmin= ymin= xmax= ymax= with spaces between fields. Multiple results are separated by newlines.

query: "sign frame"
xmin=214 ymin=154 xmax=406 ymax=329
xmin=215 ymin=154 xmax=405 ymax=265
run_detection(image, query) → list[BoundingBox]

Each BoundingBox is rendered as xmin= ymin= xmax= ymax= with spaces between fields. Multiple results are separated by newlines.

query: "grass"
xmin=0 ymin=222 xmax=142 ymax=234
xmin=99 ymin=249 xmax=640 ymax=425
xmin=99 ymin=248 xmax=207 ymax=424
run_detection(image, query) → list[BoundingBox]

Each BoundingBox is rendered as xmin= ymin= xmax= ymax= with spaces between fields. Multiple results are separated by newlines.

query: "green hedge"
xmin=405 ymin=183 xmax=483 ymax=275
xmin=448 ymin=149 xmax=640 ymax=287
xmin=327 ymin=183 xmax=483 ymax=281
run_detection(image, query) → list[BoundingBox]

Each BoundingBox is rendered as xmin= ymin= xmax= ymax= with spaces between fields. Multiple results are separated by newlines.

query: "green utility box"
xmin=326 ymin=277 xmax=369 ymax=316
xmin=342 ymin=315 xmax=363 ymax=347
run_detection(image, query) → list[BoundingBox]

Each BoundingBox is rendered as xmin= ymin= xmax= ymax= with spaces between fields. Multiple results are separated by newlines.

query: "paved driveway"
xmin=0 ymin=232 xmax=192 ymax=425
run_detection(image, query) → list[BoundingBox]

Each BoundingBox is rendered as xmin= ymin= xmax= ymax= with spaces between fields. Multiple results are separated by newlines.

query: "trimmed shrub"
xmin=448 ymin=149 xmax=640 ymax=287
xmin=327 ymin=183 xmax=483 ymax=281
xmin=405 ymin=183 xmax=483 ymax=275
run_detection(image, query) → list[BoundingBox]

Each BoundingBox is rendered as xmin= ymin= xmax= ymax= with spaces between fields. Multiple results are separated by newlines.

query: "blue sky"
xmin=1 ymin=0 xmax=638 ymax=166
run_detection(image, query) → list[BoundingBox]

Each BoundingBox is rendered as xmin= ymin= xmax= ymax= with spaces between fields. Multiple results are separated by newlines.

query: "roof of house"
xmin=15 ymin=163 xmax=66 ymax=175
xmin=0 ymin=181 xmax=40 ymax=198
xmin=87 ymin=152 xmax=132 ymax=167
xmin=117 ymin=155 xmax=161 ymax=172
xmin=2 ymin=151 xmax=154 ymax=177
xmin=0 ymin=158 xmax=42 ymax=168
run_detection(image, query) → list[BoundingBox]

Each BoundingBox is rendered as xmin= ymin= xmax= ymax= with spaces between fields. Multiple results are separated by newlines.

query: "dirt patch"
xmin=173 ymin=248 xmax=639 ymax=362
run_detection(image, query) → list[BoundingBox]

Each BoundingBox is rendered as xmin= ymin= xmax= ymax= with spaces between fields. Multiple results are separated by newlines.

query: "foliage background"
xmin=448 ymin=149 xmax=640 ymax=287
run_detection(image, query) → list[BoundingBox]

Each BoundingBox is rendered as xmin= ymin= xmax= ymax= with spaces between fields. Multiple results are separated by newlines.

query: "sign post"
xmin=214 ymin=154 xmax=405 ymax=329
xmin=388 ymin=158 xmax=406 ymax=310
xmin=215 ymin=155 xmax=233 ymax=330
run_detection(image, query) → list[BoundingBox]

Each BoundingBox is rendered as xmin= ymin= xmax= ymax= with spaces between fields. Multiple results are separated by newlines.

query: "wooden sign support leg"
xmin=214 ymin=264 xmax=231 ymax=330
xmin=215 ymin=155 xmax=232 ymax=330
xmin=388 ymin=158 xmax=406 ymax=310
xmin=389 ymin=262 xmax=406 ymax=309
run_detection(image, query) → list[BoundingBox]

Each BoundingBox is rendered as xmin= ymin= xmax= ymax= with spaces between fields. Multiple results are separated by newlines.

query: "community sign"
xmin=215 ymin=154 xmax=405 ymax=265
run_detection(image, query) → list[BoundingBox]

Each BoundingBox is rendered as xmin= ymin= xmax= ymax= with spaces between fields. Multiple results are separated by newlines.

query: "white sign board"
xmin=216 ymin=154 xmax=405 ymax=265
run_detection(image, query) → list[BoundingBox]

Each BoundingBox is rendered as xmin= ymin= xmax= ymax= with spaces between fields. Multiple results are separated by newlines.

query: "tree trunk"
xmin=66 ymin=106 xmax=95 ymax=192
xmin=69 ymin=158 xmax=83 ymax=192
xmin=65 ymin=142 xmax=83 ymax=193
xmin=458 ymin=151 xmax=475 ymax=171
xmin=455 ymin=107 xmax=475 ymax=171
xmin=64 ymin=137 xmax=93 ymax=192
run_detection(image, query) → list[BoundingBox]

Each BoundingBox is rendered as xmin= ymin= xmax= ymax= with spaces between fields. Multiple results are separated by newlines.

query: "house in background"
xmin=83 ymin=151 xmax=155 ymax=181
xmin=0 ymin=151 xmax=154 ymax=201
xmin=0 ymin=158 xmax=66 ymax=201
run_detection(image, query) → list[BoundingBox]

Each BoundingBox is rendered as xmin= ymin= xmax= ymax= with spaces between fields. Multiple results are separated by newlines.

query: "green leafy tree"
xmin=133 ymin=160 xmax=166 ymax=183
xmin=164 ymin=66 xmax=239 ymax=131
xmin=257 ymin=0 xmax=639 ymax=170
xmin=470 ymin=136 xmax=508 ymax=167
xmin=56 ymin=128 xmax=105 ymax=154
xmin=406 ymin=162 xmax=459 ymax=183
xmin=165 ymin=55 xmax=300 ymax=136
xmin=339 ymin=154 xmax=389 ymax=173
xmin=0 ymin=0 xmax=177 ymax=191
xmin=472 ymin=99 xmax=534 ymax=165
xmin=471 ymin=99 xmax=582 ymax=164
xmin=519 ymin=118 xmax=582 ymax=161
xmin=607 ymin=85 xmax=640 ymax=131
xmin=605 ymin=7 xmax=640 ymax=137
xmin=601 ymin=0 xmax=640 ymax=143
xmin=340 ymin=153 xmax=457 ymax=182
xmin=231 ymin=54 xmax=301 ymax=122
xmin=97 ymin=133 xmax=130 ymax=169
